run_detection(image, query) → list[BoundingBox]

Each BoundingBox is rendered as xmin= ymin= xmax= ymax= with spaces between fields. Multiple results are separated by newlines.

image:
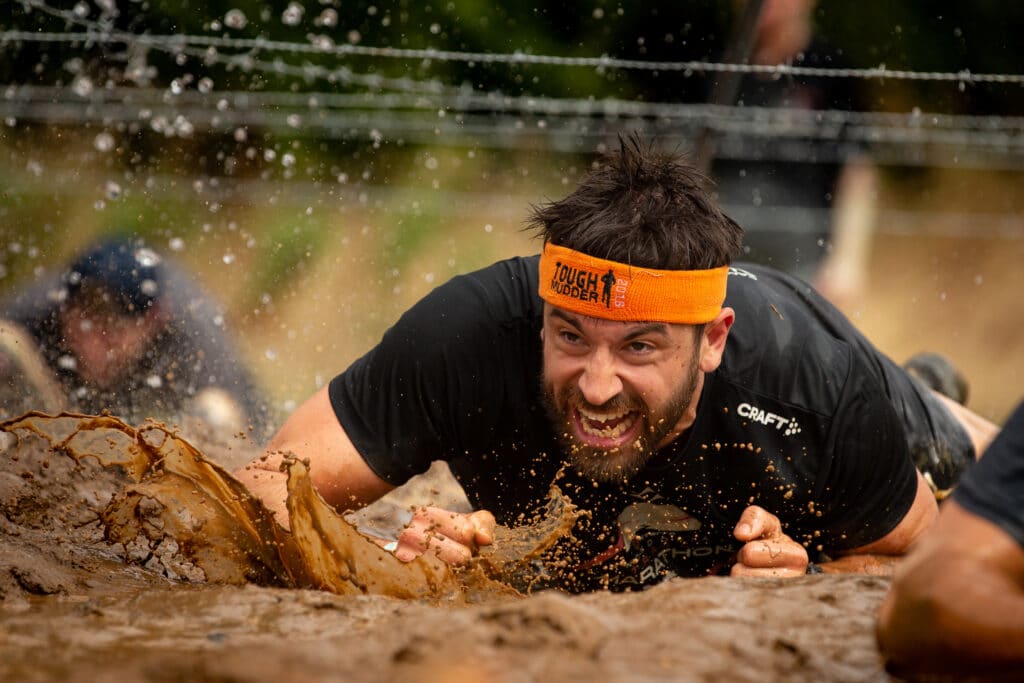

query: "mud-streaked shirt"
xmin=331 ymin=256 xmax=969 ymax=591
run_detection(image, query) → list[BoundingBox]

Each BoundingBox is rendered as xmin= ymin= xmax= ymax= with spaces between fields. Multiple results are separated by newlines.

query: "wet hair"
xmin=529 ymin=134 xmax=744 ymax=270
xmin=64 ymin=237 xmax=165 ymax=316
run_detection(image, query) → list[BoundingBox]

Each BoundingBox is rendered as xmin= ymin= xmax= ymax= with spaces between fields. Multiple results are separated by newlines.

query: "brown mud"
xmin=0 ymin=412 xmax=902 ymax=682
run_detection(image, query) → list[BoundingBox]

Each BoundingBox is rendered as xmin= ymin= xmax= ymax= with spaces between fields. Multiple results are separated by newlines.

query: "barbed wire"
xmin=4 ymin=0 xmax=1024 ymax=171
xmin=8 ymin=0 xmax=1024 ymax=86
xmin=5 ymin=28 xmax=1020 ymax=86
xmin=4 ymin=84 xmax=1024 ymax=171
xmin=6 ymin=84 xmax=1024 ymax=135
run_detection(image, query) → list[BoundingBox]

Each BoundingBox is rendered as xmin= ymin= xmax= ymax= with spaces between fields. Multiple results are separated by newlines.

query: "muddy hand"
xmin=390 ymin=506 xmax=495 ymax=565
xmin=731 ymin=505 xmax=808 ymax=578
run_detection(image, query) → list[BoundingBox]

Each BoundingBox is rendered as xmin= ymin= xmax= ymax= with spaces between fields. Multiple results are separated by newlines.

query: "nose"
xmin=577 ymin=348 xmax=624 ymax=406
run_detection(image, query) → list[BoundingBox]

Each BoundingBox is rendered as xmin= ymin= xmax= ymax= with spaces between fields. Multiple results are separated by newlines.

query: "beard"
xmin=541 ymin=361 xmax=700 ymax=483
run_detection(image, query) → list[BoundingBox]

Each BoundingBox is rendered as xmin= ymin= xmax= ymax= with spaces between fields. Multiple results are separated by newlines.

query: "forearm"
xmin=817 ymin=553 xmax=902 ymax=576
xmin=877 ymin=502 xmax=1024 ymax=674
xmin=878 ymin=556 xmax=1024 ymax=674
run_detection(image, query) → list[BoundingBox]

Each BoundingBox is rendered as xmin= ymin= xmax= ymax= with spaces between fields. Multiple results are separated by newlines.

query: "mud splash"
xmin=0 ymin=411 xmax=578 ymax=600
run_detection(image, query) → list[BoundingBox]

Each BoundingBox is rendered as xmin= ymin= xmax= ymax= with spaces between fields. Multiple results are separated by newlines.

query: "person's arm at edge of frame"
xmin=875 ymin=499 xmax=1024 ymax=676
xmin=233 ymin=385 xmax=395 ymax=529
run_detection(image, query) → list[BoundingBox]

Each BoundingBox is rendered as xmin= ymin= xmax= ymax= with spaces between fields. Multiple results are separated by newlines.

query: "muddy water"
xmin=0 ymin=412 xmax=899 ymax=683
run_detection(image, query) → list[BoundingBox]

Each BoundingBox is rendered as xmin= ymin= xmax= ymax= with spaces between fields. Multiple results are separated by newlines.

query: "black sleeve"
xmin=813 ymin=378 xmax=920 ymax=551
xmin=953 ymin=402 xmax=1024 ymax=547
xmin=328 ymin=267 xmax=532 ymax=486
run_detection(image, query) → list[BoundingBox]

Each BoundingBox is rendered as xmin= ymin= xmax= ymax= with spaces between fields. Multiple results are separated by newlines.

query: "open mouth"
xmin=573 ymin=405 xmax=642 ymax=448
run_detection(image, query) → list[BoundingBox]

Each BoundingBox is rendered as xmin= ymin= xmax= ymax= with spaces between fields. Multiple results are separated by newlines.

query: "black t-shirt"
xmin=953 ymin=402 xmax=1024 ymax=547
xmin=331 ymin=256 xmax=971 ymax=591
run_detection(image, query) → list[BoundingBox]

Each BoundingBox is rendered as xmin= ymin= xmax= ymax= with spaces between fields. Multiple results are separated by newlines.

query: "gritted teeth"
xmin=577 ymin=407 xmax=638 ymax=439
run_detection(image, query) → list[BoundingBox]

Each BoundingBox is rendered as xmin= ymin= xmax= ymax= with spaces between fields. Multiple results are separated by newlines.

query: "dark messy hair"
xmin=529 ymin=134 xmax=743 ymax=270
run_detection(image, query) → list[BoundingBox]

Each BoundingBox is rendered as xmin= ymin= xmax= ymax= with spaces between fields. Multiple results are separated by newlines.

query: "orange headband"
xmin=538 ymin=243 xmax=728 ymax=324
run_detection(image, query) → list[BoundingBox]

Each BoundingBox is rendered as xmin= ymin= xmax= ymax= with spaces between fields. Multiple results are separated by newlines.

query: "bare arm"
xmin=233 ymin=385 xmax=394 ymax=528
xmin=877 ymin=500 xmax=1024 ymax=675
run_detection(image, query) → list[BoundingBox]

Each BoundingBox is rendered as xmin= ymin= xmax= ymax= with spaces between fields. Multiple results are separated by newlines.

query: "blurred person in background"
xmin=711 ymin=0 xmax=878 ymax=310
xmin=0 ymin=236 xmax=270 ymax=437
xmin=877 ymin=400 xmax=1024 ymax=677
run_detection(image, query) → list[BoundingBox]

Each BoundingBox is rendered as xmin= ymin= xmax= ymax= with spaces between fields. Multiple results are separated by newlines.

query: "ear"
xmin=699 ymin=307 xmax=734 ymax=373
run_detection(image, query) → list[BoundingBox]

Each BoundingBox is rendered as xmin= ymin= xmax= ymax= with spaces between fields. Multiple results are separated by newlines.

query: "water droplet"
xmin=71 ymin=75 xmax=93 ymax=97
xmin=316 ymin=9 xmax=338 ymax=27
xmin=282 ymin=153 xmax=296 ymax=168
xmin=224 ymin=9 xmax=248 ymax=29
xmin=198 ymin=77 xmax=214 ymax=93
xmin=105 ymin=180 xmax=122 ymax=200
xmin=135 ymin=247 xmax=161 ymax=268
xmin=484 ymin=224 xmax=493 ymax=233
xmin=310 ymin=34 xmax=334 ymax=50
xmin=222 ymin=253 xmax=236 ymax=265
xmin=145 ymin=374 xmax=163 ymax=389
xmin=264 ymin=348 xmax=278 ymax=361
xmin=974 ymin=274 xmax=983 ymax=286
xmin=429 ymin=23 xmax=441 ymax=34
xmin=282 ymin=2 xmax=305 ymax=26
xmin=169 ymin=237 xmax=185 ymax=252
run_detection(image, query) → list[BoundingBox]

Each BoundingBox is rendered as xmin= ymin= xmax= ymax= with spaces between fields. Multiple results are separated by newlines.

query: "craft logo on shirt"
xmin=737 ymin=402 xmax=802 ymax=436
xmin=550 ymin=261 xmax=629 ymax=309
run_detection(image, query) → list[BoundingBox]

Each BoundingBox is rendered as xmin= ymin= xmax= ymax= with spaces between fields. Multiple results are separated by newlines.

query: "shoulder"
xmin=720 ymin=264 xmax=855 ymax=414
xmin=0 ymin=271 xmax=67 ymax=330
xmin=389 ymin=255 xmax=542 ymax=341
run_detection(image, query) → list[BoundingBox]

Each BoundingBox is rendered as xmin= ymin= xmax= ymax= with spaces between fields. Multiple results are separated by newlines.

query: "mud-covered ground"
xmin=0 ymin=414 xmax=898 ymax=683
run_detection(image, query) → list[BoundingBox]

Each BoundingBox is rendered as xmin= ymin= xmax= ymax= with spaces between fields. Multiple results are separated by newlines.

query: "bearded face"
xmin=540 ymin=306 xmax=705 ymax=483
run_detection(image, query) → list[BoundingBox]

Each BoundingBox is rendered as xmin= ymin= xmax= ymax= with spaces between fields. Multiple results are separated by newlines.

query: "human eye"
xmin=626 ymin=340 xmax=655 ymax=354
xmin=558 ymin=329 xmax=582 ymax=345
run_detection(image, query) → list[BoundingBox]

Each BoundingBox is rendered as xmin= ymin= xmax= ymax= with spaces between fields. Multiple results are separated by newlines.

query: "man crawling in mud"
xmin=237 ymin=136 xmax=998 ymax=591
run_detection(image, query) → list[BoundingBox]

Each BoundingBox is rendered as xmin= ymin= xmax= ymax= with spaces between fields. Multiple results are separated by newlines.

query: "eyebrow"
xmin=548 ymin=308 xmax=671 ymax=340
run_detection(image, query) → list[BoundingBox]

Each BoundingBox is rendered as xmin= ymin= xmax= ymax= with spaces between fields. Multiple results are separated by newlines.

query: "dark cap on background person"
xmin=64 ymin=238 xmax=165 ymax=316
